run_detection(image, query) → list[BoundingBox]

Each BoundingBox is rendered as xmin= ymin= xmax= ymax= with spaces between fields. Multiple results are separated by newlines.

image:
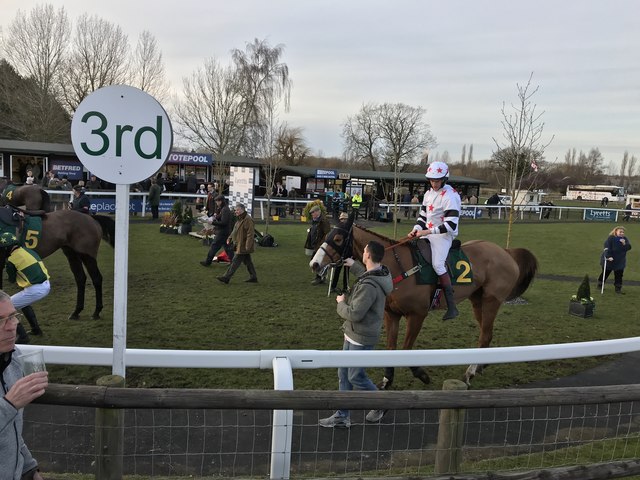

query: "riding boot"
xmin=438 ymin=273 xmax=459 ymax=321
xmin=22 ymin=305 xmax=43 ymax=335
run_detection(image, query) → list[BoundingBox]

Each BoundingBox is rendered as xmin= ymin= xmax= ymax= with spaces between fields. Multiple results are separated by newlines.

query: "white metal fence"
xmin=20 ymin=336 xmax=640 ymax=479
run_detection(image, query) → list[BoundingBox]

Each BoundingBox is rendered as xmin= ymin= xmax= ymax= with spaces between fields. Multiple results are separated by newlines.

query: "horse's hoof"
xmin=92 ymin=314 xmax=101 ymax=320
xmin=68 ymin=313 xmax=80 ymax=320
xmin=414 ymin=369 xmax=431 ymax=385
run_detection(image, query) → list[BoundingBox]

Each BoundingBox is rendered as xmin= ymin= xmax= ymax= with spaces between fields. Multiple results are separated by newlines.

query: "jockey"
xmin=408 ymin=161 xmax=461 ymax=320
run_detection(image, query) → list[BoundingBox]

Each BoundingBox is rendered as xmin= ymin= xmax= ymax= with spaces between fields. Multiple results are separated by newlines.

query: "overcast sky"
xmin=3 ymin=0 xmax=640 ymax=170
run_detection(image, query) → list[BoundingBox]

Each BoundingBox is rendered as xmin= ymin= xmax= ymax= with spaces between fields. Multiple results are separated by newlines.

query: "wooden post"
xmin=95 ymin=375 xmax=125 ymax=480
xmin=434 ymin=379 xmax=468 ymax=474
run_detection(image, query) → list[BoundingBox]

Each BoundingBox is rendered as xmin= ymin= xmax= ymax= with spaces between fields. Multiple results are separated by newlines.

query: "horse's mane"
xmin=353 ymin=223 xmax=399 ymax=245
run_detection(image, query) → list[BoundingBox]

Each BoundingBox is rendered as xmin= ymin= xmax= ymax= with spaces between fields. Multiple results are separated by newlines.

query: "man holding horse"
xmin=408 ymin=161 xmax=461 ymax=321
xmin=70 ymin=185 xmax=91 ymax=213
xmin=319 ymin=240 xmax=393 ymax=428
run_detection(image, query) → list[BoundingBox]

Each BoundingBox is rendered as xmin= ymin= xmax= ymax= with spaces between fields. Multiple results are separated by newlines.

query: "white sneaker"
xmin=319 ymin=413 xmax=351 ymax=428
xmin=365 ymin=409 xmax=387 ymax=423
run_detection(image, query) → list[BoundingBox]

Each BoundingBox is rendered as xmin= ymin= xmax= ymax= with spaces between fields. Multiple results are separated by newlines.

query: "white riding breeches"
xmin=11 ymin=280 xmax=51 ymax=309
xmin=425 ymin=234 xmax=454 ymax=276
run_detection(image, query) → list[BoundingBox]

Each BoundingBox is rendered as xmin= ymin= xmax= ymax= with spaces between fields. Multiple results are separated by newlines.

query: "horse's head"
xmin=309 ymin=212 xmax=355 ymax=275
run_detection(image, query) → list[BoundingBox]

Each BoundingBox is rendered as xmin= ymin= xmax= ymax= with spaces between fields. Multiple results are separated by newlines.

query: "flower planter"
xmin=159 ymin=226 xmax=167 ymax=233
xmin=569 ymin=300 xmax=594 ymax=318
xmin=181 ymin=223 xmax=192 ymax=234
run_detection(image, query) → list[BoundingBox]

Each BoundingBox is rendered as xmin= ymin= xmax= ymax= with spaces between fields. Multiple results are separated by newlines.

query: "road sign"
xmin=71 ymin=85 xmax=173 ymax=184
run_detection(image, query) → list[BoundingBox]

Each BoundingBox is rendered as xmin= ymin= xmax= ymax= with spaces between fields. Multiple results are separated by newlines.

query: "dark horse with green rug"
xmin=0 ymin=207 xmax=115 ymax=319
xmin=310 ymin=215 xmax=538 ymax=386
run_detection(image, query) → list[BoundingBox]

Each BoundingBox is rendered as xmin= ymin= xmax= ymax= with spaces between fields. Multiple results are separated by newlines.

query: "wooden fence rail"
xmin=36 ymin=382 xmax=640 ymax=410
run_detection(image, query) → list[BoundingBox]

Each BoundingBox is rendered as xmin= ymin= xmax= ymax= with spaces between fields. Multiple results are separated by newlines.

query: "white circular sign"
xmin=71 ymin=85 xmax=173 ymax=184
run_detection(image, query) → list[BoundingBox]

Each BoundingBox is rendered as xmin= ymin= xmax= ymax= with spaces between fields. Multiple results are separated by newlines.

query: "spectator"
xmin=273 ymin=181 xmax=287 ymax=217
xmin=0 ymin=290 xmax=48 ymax=480
xmin=468 ymin=194 xmax=478 ymax=205
xmin=598 ymin=226 xmax=631 ymax=294
xmin=204 ymin=183 xmax=216 ymax=215
xmin=86 ymin=175 xmax=102 ymax=190
xmin=486 ymin=193 xmax=501 ymax=219
xmin=216 ymin=203 xmax=258 ymax=284
xmin=623 ymin=203 xmax=632 ymax=222
xmin=195 ymin=184 xmax=207 ymax=212
xmin=351 ymin=191 xmax=363 ymax=219
xmin=147 ymin=178 xmax=162 ymax=220
xmin=69 ymin=185 xmax=91 ymax=213
xmin=186 ymin=171 xmax=197 ymax=193
xmin=318 ymin=240 xmax=393 ymax=428
xmin=24 ymin=170 xmax=35 ymax=185
xmin=305 ymin=205 xmax=331 ymax=285
xmin=47 ymin=173 xmax=61 ymax=190
xmin=59 ymin=175 xmax=72 ymax=191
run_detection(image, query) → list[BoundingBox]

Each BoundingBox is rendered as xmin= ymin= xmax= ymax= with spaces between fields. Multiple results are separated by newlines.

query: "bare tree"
xmin=60 ymin=13 xmax=130 ymax=112
xmin=231 ymin=38 xmax=291 ymax=157
xmin=2 ymin=4 xmax=70 ymax=96
xmin=376 ymin=102 xmax=437 ymax=237
xmin=174 ymin=59 xmax=245 ymax=154
xmin=276 ymin=126 xmax=309 ymax=166
xmin=342 ymin=102 xmax=382 ymax=170
xmin=628 ymin=155 xmax=637 ymax=180
xmin=619 ymin=151 xmax=629 ymax=187
xmin=130 ymin=30 xmax=169 ymax=103
xmin=1 ymin=4 xmax=71 ymax=141
xmin=492 ymin=73 xmax=553 ymax=247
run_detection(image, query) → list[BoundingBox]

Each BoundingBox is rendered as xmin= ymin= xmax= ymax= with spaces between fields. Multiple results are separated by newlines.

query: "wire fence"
xmin=24 ymin=384 xmax=640 ymax=479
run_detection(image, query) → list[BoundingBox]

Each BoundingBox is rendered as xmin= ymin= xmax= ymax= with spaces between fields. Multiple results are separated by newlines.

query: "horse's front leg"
xmin=403 ymin=312 xmax=430 ymax=385
xmin=380 ymin=310 xmax=402 ymax=390
xmin=62 ymin=248 xmax=86 ymax=320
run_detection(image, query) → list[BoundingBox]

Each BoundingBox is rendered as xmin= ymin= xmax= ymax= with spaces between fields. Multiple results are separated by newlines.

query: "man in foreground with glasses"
xmin=0 ymin=290 xmax=48 ymax=479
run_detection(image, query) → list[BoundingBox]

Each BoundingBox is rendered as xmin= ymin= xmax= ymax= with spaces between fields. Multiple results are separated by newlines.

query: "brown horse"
xmin=310 ymin=216 xmax=538 ymax=386
xmin=0 ymin=209 xmax=115 ymax=320
xmin=0 ymin=179 xmax=52 ymax=212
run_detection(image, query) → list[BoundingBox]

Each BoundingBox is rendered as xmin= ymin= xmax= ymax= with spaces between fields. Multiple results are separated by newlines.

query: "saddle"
xmin=410 ymin=238 xmax=471 ymax=285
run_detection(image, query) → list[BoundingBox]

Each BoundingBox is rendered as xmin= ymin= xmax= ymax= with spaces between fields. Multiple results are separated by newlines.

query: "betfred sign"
xmin=71 ymin=85 xmax=173 ymax=184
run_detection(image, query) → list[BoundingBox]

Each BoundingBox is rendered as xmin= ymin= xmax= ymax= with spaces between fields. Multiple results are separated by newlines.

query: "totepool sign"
xmin=71 ymin=85 xmax=173 ymax=184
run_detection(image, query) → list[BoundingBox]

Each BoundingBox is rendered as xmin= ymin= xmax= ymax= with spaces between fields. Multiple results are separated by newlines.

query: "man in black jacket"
xmin=199 ymin=195 xmax=235 ymax=266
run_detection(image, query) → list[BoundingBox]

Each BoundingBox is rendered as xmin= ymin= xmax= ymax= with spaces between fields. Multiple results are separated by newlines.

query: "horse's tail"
xmin=40 ymin=188 xmax=51 ymax=212
xmin=505 ymin=247 xmax=538 ymax=300
xmin=92 ymin=214 xmax=115 ymax=247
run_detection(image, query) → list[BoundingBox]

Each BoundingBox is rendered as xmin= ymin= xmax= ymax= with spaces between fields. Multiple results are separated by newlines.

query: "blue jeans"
xmin=337 ymin=339 xmax=378 ymax=418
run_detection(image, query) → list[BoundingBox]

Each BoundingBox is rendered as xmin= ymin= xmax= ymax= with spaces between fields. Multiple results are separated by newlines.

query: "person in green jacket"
xmin=0 ymin=233 xmax=49 ymax=344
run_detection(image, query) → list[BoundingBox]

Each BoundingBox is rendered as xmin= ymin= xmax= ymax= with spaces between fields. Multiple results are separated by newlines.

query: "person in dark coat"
xmin=147 ymin=178 xmax=162 ymax=220
xmin=598 ymin=226 xmax=632 ymax=294
xmin=69 ymin=185 xmax=91 ymax=213
xmin=199 ymin=195 xmax=235 ymax=266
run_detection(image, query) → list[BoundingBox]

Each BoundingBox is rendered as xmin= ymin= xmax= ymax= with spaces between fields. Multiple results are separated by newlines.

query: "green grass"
xmin=16 ymin=218 xmax=640 ymax=391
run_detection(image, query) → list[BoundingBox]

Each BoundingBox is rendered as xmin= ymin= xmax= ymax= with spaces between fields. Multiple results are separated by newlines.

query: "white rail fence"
xmin=20 ymin=336 xmax=640 ymax=479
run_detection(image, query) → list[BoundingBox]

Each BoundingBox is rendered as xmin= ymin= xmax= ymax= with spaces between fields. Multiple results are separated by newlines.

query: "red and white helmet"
xmin=425 ymin=161 xmax=449 ymax=181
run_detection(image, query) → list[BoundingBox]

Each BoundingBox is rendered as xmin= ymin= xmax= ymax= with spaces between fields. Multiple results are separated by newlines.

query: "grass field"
xmin=15 ymin=216 xmax=640 ymax=391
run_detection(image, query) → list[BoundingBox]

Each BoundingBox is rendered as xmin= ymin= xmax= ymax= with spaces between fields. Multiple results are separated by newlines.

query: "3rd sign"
xmin=71 ymin=85 xmax=173 ymax=184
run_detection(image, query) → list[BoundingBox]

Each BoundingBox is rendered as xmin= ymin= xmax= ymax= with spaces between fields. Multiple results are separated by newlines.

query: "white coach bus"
xmin=563 ymin=185 xmax=625 ymax=202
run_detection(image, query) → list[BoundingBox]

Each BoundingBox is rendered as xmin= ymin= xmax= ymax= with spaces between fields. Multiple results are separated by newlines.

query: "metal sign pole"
xmin=112 ymin=184 xmax=130 ymax=376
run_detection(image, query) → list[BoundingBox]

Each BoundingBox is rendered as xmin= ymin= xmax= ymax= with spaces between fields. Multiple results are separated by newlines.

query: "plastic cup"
xmin=18 ymin=349 xmax=46 ymax=375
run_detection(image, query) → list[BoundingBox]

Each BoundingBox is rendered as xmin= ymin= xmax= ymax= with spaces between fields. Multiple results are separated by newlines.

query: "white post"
xmin=270 ymin=357 xmax=293 ymax=480
xmin=112 ymin=184 xmax=130 ymax=377
xmin=601 ymin=248 xmax=608 ymax=295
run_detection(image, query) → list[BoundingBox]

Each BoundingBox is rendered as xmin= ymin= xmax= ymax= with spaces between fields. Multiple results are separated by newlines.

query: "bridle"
xmin=317 ymin=224 xmax=354 ymax=277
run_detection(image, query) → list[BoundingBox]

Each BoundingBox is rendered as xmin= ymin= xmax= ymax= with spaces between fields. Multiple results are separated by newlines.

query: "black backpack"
xmin=258 ymin=233 xmax=276 ymax=247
